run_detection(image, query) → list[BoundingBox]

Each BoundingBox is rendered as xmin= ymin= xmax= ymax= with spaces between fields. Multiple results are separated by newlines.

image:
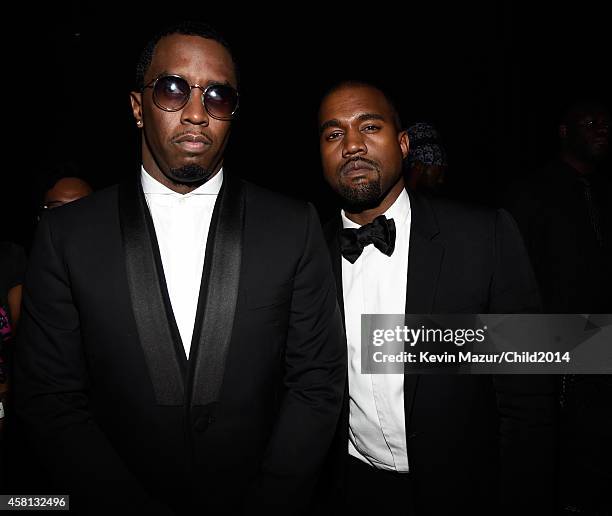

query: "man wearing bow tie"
xmin=317 ymin=81 xmax=556 ymax=515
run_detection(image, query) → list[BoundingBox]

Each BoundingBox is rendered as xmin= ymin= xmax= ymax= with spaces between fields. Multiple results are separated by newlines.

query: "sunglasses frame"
xmin=142 ymin=74 xmax=239 ymax=121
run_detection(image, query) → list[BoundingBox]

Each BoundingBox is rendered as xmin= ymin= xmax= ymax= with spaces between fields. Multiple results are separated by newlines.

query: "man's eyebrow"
xmin=319 ymin=113 xmax=386 ymax=134
xmin=319 ymin=119 xmax=341 ymax=134
xmin=356 ymin=113 xmax=385 ymax=123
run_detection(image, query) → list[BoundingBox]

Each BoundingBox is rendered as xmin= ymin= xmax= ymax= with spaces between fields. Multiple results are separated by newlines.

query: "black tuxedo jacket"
xmin=322 ymin=190 xmax=556 ymax=516
xmin=14 ymin=172 xmax=346 ymax=515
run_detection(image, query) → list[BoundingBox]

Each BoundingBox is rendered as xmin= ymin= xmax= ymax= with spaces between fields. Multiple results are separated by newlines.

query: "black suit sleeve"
xmin=13 ymin=214 xmax=174 ymax=515
xmin=489 ymin=209 xmax=557 ymax=515
xmin=247 ymin=203 xmax=347 ymax=515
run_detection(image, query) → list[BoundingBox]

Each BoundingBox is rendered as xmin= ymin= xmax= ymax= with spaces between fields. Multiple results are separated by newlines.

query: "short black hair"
xmin=134 ymin=20 xmax=238 ymax=91
xmin=320 ymin=80 xmax=403 ymax=131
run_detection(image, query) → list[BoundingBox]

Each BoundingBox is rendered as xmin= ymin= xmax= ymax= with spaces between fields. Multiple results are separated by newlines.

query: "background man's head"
xmin=36 ymin=164 xmax=93 ymax=223
xmin=43 ymin=177 xmax=93 ymax=209
xmin=559 ymin=99 xmax=610 ymax=165
xmin=405 ymin=122 xmax=448 ymax=193
xmin=130 ymin=22 xmax=239 ymax=189
xmin=318 ymin=81 xmax=409 ymax=213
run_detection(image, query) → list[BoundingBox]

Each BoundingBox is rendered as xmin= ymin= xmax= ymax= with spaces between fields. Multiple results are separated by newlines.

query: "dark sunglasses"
xmin=143 ymin=74 xmax=239 ymax=120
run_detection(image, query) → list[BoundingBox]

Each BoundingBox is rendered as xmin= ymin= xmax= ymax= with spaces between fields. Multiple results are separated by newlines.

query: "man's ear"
xmin=399 ymin=130 xmax=410 ymax=159
xmin=130 ymin=91 xmax=143 ymax=126
xmin=559 ymin=124 xmax=568 ymax=140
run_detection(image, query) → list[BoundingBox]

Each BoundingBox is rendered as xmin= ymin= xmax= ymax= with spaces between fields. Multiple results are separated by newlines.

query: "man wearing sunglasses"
xmin=15 ymin=21 xmax=345 ymax=516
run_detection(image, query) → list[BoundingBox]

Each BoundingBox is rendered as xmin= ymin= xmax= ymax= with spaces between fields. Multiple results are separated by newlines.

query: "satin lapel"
xmin=404 ymin=191 xmax=444 ymax=425
xmin=119 ymin=174 xmax=186 ymax=406
xmin=323 ymin=214 xmax=350 ymax=476
xmin=324 ymin=215 xmax=345 ymax=325
xmin=190 ymin=175 xmax=245 ymax=407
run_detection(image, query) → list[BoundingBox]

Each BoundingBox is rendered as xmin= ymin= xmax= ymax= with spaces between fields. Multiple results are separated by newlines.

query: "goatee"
xmin=338 ymin=177 xmax=383 ymax=212
xmin=168 ymin=164 xmax=214 ymax=184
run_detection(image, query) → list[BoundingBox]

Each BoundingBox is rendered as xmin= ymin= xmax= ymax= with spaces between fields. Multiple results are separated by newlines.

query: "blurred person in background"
xmin=405 ymin=122 xmax=448 ymax=195
xmin=507 ymin=98 xmax=611 ymax=516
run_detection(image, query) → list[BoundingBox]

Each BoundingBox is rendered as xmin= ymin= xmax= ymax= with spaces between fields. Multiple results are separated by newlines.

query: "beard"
xmin=167 ymin=164 xmax=214 ymax=185
xmin=337 ymin=172 xmax=383 ymax=212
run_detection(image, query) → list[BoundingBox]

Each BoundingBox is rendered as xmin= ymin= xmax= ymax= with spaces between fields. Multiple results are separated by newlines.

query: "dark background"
xmin=4 ymin=1 xmax=610 ymax=249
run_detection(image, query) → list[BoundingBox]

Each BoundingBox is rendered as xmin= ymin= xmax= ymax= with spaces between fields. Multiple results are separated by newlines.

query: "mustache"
xmin=339 ymin=157 xmax=379 ymax=175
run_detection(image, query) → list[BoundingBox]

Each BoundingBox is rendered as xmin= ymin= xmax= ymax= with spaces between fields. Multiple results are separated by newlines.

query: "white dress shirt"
xmin=342 ymin=188 xmax=411 ymax=472
xmin=141 ymin=166 xmax=223 ymax=358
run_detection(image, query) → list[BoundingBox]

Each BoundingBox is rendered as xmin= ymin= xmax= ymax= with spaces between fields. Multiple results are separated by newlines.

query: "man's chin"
xmin=336 ymin=183 xmax=383 ymax=213
xmin=167 ymin=164 xmax=215 ymax=184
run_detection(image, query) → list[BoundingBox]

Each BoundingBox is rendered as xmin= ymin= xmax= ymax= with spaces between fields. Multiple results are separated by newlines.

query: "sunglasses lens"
xmin=204 ymin=84 xmax=239 ymax=119
xmin=153 ymin=76 xmax=190 ymax=111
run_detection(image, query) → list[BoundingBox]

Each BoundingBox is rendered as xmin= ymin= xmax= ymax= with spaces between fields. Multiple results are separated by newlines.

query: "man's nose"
xmin=342 ymin=128 xmax=366 ymax=157
xmin=180 ymin=88 xmax=210 ymax=126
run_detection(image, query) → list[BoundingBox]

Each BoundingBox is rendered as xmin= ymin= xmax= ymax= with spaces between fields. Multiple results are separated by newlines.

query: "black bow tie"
xmin=339 ymin=215 xmax=396 ymax=264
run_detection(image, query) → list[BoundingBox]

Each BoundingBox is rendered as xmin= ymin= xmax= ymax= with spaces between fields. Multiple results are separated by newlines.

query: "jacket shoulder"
xmin=242 ymin=180 xmax=309 ymax=212
xmin=43 ymin=184 xmax=119 ymax=227
xmin=37 ymin=184 xmax=120 ymax=252
xmin=241 ymin=180 xmax=316 ymax=226
xmin=423 ymin=195 xmax=505 ymax=238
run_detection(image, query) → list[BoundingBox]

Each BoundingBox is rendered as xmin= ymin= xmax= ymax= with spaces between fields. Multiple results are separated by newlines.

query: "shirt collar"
xmin=140 ymin=166 xmax=223 ymax=197
xmin=341 ymin=187 xmax=411 ymax=229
